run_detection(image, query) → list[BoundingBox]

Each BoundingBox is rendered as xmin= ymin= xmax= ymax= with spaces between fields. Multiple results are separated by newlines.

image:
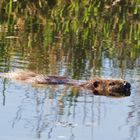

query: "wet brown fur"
xmin=80 ymin=79 xmax=130 ymax=96
xmin=0 ymin=70 xmax=131 ymax=97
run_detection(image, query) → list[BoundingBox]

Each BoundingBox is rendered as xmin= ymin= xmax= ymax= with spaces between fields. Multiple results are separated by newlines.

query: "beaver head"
xmin=81 ymin=79 xmax=131 ymax=97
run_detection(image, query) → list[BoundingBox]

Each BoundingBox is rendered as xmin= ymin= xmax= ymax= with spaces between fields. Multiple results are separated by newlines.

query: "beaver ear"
xmin=93 ymin=81 xmax=100 ymax=88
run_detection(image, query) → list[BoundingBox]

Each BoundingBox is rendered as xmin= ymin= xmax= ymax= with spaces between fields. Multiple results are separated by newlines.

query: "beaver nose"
xmin=123 ymin=82 xmax=131 ymax=96
xmin=124 ymin=82 xmax=131 ymax=89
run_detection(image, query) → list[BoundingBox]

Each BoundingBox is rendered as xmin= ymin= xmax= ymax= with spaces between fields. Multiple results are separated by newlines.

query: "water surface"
xmin=0 ymin=1 xmax=140 ymax=140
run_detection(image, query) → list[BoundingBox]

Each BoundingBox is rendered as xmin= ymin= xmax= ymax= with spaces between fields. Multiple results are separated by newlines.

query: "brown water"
xmin=0 ymin=1 xmax=140 ymax=140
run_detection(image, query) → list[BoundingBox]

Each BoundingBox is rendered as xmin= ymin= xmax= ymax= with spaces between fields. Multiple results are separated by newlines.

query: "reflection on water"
xmin=0 ymin=34 xmax=140 ymax=140
xmin=0 ymin=0 xmax=140 ymax=140
xmin=0 ymin=42 xmax=139 ymax=140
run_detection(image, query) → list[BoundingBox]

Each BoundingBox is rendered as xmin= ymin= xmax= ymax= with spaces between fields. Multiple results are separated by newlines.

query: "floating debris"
xmin=55 ymin=121 xmax=78 ymax=127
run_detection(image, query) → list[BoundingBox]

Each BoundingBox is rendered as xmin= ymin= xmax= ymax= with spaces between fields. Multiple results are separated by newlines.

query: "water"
xmin=0 ymin=33 xmax=139 ymax=140
xmin=0 ymin=1 xmax=140 ymax=140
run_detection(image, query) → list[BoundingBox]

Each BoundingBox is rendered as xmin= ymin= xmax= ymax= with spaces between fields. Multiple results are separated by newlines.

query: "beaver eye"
xmin=93 ymin=81 xmax=99 ymax=88
xmin=109 ymin=82 xmax=115 ymax=86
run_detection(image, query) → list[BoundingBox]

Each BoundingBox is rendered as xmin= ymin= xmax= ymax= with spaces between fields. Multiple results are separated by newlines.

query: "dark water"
xmin=0 ymin=1 xmax=140 ymax=140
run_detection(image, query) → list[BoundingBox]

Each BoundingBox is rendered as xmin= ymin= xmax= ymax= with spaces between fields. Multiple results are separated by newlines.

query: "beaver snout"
xmin=123 ymin=82 xmax=131 ymax=96
xmin=124 ymin=82 xmax=131 ymax=89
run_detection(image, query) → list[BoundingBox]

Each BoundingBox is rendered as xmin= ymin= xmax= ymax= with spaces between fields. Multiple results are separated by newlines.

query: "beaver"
xmin=0 ymin=70 xmax=131 ymax=97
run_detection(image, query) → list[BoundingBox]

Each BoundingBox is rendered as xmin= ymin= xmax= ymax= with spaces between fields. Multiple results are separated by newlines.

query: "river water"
xmin=0 ymin=1 xmax=140 ymax=139
xmin=0 ymin=27 xmax=140 ymax=140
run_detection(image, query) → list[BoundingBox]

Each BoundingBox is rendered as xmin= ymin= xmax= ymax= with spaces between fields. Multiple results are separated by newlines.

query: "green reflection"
xmin=0 ymin=0 xmax=139 ymax=78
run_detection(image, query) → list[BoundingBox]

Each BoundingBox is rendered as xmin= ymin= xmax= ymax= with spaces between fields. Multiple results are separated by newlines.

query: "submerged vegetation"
xmin=0 ymin=0 xmax=140 ymax=75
